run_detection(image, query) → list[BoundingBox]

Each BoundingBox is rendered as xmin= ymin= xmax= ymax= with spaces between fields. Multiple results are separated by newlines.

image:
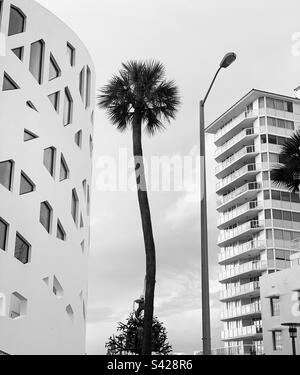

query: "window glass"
xmin=60 ymin=155 xmax=69 ymax=181
xmin=261 ymin=135 xmax=267 ymax=144
xmin=67 ymin=43 xmax=75 ymax=66
xmin=49 ymin=54 xmax=60 ymax=81
xmin=283 ymin=211 xmax=292 ymax=221
xmin=20 ymin=172 xmax=34 ymax=195
xmin=271 ymin=191 xmax=281 ymax=200
xmin=281 ymin=192 xmax=290 ymax=202
xmin=43 ymin=147 xmax=55 ymax=176
xmin=40 ymin=202 xmax=52 ymax=233
xmin=261 ymin=153 xmax=268 ymax=163
xmin=3 ymin=72 xmax=19 ymax=91
xmin=8 ymin=6 xmax=25 ymax=36
xmin=63 ymin=88 xmax=73 ymax=126
xmin=12 ymin=47 xmax=24 ymax=61
xmin=75 ymin=131 xmax=82 ymax=147
xmin=48 ymin=92 xmax=60 ymax=112
xmin=271 ymin=297 xmax=280 ymax=316
xmin=259 ymin=97 xmax=265 ymax=109
xmin=29 ymin=40 xmax=44 ymax=84
xmin=0 ymin=160 xmax=13 ymax=190
xmin=71 ymin=190 xmax=78 ymax=224
xmin=265 ymin=210 xmax=271 ymax=220
xmin=264 ymin=190 xmax=270 ymax=200
xmin=0 ymin=219 xmax=8 ymax=251
xmin=57 ymin=220 xmax=66 ymax=241
xmin=85 ymin=66 xmax=91 ymax=108
xmin=14 ymin=234 xmax=30 ymax=264
xmin=273 ymin=210 xmax=282 ymax=220
xmin=268 ymin=135 xmax=277 ymax=144
xmin=24 ymin=130 xmax=38 ymax=142
xmin=79 ymin=67 xmax=85 ymax=100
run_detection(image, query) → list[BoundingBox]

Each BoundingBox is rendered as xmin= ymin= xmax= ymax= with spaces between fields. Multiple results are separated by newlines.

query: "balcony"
xmin=216 ymin=163 xmax=260 ymax=195
xmin=212 ymin=344 xmax=264 ymax=355
xmin=215 ymin=127 xmax=259 ymax=162
xmin=215 ymin=145 xmax=259 ymax=179
xmin=218 ymin=220 xmax=264 ymax=247
xmin=217 ymin=182 xmax=261 ymax=212
xmin=219 ymin=260 xmax=267 ymax=283
xmin=220 ymin=281 xmax=260 ymax=302
xmin=215 ymin=110 xmax=259 ymax=146
xmin=221 ymin=324 xmax=263 ymax=341
xmin=221 ymin=302 xmax=261 ymax=321
xmin=217 ymin=201 xmax=263 ymax=229
xmin=218 ymin=240 xmax=266 ymax=265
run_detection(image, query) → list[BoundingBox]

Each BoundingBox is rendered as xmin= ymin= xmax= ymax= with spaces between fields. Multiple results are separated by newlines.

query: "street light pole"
xmin=200 ymin=53 xmax=237 ymax=356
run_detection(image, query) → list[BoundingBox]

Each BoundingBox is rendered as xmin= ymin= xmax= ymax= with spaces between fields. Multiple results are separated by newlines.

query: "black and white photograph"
xmin=1 ymin=0 xmax=300 ymax=363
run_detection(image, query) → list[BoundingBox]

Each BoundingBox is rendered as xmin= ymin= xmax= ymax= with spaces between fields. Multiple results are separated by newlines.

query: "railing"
xmin=220 ymin=281 xmax=260 ymax=301
xmin=217 ymin=182 xmax=261 ymax=207
xmin=219 ymin=260 xmax=267 ymax=282
xmin=216 ymin=163 xmax=260 ymax=191
xmin=196 ymin=344 xmax=264 ymax=355
xmin=215 ymin=145 xmax=256 ymax=175
xmin=219 ymin=240 xmax=266 ymax=263
xmin=221 ymin=302 xmax=261 ymax=320
xmin=215 ymin=110 xmax=258 ymax=142
xmin=217 ymin=201 xmax=261 ymax=227
xmin=218 ymin=220 xmax=264 ymax=244
xmin=215 ymin=127 xmax=258 ymax=158
xmin=221 ymin=324 xmax=263 ymax=340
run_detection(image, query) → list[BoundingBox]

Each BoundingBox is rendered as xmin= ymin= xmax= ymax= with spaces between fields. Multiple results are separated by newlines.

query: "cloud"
xmin=164 ymin=145 xmax=200 ymax=230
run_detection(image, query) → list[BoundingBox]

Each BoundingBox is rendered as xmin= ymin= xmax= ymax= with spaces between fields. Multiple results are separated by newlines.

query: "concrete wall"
xmin=261 ymin=267 xmax=300 ymax=355
xmin=0 ymin=0 xmax=95 ymax=355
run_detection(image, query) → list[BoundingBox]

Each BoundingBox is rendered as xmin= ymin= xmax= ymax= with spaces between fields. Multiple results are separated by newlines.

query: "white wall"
xmin=0 ymin=0 xmax=95 ymax=355
xmin=261 ymin=266 xmax=300 ymax=356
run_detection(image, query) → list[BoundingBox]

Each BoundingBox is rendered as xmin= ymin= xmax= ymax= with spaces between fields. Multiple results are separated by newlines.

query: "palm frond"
xmin=98 ymin=60 xmax=180 ymax=135
xmin=270 ymin=130 xmax=300 ymax=192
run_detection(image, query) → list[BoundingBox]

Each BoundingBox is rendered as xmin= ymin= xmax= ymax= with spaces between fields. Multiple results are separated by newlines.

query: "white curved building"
xmin=0 ymin=0 xmax=95 ymax=355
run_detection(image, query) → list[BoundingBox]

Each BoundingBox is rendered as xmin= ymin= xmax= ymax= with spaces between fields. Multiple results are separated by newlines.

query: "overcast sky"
xmin=38 ymin=0 xmax=300 ymax=354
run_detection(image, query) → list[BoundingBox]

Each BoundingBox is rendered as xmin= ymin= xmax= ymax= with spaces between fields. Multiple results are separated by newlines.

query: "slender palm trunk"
xmin=132 ymin=110 xmax=156 ymax=355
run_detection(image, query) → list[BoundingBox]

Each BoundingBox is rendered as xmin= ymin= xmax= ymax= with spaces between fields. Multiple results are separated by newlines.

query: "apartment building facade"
xmin=206 ymin=89 xmax=300 ymax=355
xmin=0 ymin=0 xmax=95 ymax=354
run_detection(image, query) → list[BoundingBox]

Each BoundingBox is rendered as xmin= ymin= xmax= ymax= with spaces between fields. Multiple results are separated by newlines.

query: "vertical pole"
xmin=292 ymin=336 xmax=297 ymax=356
xmin=200 ymin=100 xmax=211 ymax=355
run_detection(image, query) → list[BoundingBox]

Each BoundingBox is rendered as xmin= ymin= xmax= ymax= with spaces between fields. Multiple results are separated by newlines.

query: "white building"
xmin=260 ymin=254 xmax=300 ymax=355
xmin=0 ymin=0 xmax=95 ymax=355
xmin=206 ymin=89 xmax=300 ymax=355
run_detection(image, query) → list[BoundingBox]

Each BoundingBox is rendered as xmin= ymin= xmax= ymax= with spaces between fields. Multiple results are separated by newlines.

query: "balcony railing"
xmin=219 ymin=240 xmax=266 ymax=264
xmin=216 ymin=163 xmax=260 ymax=192
xmin=219 ymin=260 xmax=267 ymax=282
xmin=217 ymin=201 xmax=262 ymax=227
xmin=215 ymin=110 xmax=258 ymax=142
xmin=221 ymin=324 xmax=263 ymax=340
xmin=217 ymin=182 xmax=261 ymax=208
xmin=220 ymin=281 xmax=260 ymax=301
xmin=215 ymin=127 xmax=258 ymax=158
xmin=221 ymin=302 xmax=261 ymax=321
xmin=215 ymin=145 xmax=256 ymax=175
xmin=196 ymin=344 xmax=264 ymax=355
xmin=218 ymin=220 xmax=264 ymax=245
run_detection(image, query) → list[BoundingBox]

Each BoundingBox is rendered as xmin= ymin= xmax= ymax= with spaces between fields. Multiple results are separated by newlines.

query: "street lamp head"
xmin=220 ymin=52 xmax=237 ymax=69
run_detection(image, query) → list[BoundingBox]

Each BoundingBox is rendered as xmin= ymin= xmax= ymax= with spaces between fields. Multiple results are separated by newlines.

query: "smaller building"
xmin=260 ymin=260 xmax=300 ymax=355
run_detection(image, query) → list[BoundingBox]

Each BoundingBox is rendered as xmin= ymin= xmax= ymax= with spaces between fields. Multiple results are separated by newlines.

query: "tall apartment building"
xmin=0 ymin=0 xmax=95 ymax=354
xmin=206 ymin=89 xmax=300 ymax=355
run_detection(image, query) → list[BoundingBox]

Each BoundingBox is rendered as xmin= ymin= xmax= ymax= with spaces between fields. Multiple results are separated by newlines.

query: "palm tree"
xmin=98 ymin=60 xmax=180 ymax=355
xmin=271 ymin=130 xmax=300 ymax=192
